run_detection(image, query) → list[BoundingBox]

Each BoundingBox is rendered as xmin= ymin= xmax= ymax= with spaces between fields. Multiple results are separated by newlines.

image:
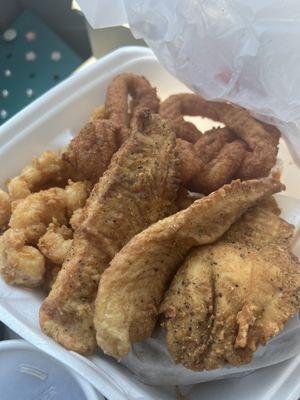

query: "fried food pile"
xmin=0 ymin=72 xmax=299 ymax=373
xmin=40 ymin=109 xmax=179 ymax=354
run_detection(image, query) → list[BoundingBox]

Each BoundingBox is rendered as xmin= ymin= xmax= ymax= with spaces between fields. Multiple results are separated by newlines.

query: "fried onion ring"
xmin=176 ymin=139 xmax=204 ymax=184
xmin=194 ymin=127 xmax=236 ymax=163
xmin=192 ymin=140 xmax=247 ymax=194
xmin=105 ymin=73 xmax=160 ymax=142
xmin=161 ymin=94 xmax=280 ymax=180
xmin=216 ymin=104 xmax=280 ymax=179
xmin=160 ymin=95 xmax=204 ymax=143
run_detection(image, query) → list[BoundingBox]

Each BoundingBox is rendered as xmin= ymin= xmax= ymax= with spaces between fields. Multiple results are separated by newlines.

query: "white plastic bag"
xmin=123 ymin=316 xmax=300 ymax=385
xmin=78 ymin=0 xmax=300 ymax=165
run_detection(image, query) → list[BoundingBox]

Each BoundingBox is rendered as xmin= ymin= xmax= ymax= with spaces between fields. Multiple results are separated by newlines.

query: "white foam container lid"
xmin=0 ymin=340 xmax=101 ymax=400
xmin=0 ymin=46 xmax=300 ymax=400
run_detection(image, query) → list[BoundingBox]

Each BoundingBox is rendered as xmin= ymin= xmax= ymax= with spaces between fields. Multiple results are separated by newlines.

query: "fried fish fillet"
xmin=160 ymin=199 xmax=300 ymax=371
xmin=39 ymin=109 xmax=179 ymax=354
xmin=94 ymin=178 xmax=284 ymax=359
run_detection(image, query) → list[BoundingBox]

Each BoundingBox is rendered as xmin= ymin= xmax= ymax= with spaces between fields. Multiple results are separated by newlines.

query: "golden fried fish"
xmin=160 ymin=199 xmax=300 ymax=371
xmin=39 ymin=109 xmax=179 ymax=354
xmin=94 ymin=178 xmax=283 ymax=360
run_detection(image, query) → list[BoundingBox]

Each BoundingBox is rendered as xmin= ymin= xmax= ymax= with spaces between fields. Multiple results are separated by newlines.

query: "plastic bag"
xmin=123 ymin=316 xmax=300 ymax=385
xmin=77 ymin=0 xmax=300 ymax=165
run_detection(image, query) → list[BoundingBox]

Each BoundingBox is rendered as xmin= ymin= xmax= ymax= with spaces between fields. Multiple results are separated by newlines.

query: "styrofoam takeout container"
xmin=0 ymin=46 xmax=300 ymax=400
xmin=0 ymin=339 xmax=101 ymax=400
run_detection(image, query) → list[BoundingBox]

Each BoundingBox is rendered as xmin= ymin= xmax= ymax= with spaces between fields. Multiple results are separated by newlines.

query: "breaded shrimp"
xmin=9 ymin=181 xmax=90 ymax=244
xmin=0 ymin=189 xmax=11 ymax=228
xmin=8 ymin=151 xmax=77 ymax=201
xmin=38 ymin=223 xmax=73 ymax=265
xmin=0 ymin=229 xmax=45 ymax=287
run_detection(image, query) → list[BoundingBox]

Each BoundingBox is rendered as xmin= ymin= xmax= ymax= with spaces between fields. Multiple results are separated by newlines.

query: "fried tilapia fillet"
xmin=39 ymin=109 xmax=179 ymax=354
xmin=94 ymin=178 xmax=284 ymax=359
xmin=160 ymin=198 xmax=300 ymax=371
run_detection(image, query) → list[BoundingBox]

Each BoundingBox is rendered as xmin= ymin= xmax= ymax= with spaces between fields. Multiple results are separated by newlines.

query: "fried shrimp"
xmin=8 ymin=151 xmax=77 ymax=201
xmin=9 ymin=188 xmax=68 ymax=244
xmin=0 ymin=189 xmax=11 ymax=228
xmin=0 ymin=229 xmax=45 ymax=287
xmin=38 ymin=223 xmax=73 ymax=265
xmin=0 ymin=181 xmax=90 ymax=287
xmin=9 ymin=181 xmax=90 ymax=244
xmin=64 ymin=181 xmax=92 ymax=216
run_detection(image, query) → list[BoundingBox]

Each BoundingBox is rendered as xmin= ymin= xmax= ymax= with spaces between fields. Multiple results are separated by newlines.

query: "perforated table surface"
xmin=0 ymin=9 xmax=82 ymax=125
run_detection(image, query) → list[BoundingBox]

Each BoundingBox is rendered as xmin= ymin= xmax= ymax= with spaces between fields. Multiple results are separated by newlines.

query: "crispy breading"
xmin=160 ymin=93 xmax=280 ymax=183
xmin=0 ymin=229 xmax=45 ymax=287
xmin=0 ymin=181 xmax=89 ymax=288
xmin=94 ymin=178 xmax=283 ymax=360
xmin=160 ymin=94 xmax=203 ymax=143
xmin=0 ymin=189 xmax=11 ymax=228
xmin=39 ymin=109 xmax=179 ymax=354
xmin=105 ymin=73 xmax=160 ymax=128
xmin=9 ymin=181 xmax=90 ymax=244
xmin=194 ymin=127 xmax=235 ymax=163
xmin=43 ymin=260 xmax=62 ymax=293
xmin=176 ymin=139 xmax=204 ymax=184
xmin=63 ymin=120 xmax=119 ymax=184
xmin=192 ymin=140 xmax=247 ymax=193
xmin=90 ymin=105 xmax=106 ymax=123
xmin=63 ymin=74 xmax=160 ymax=184
xmin=160 ymin=200 xmax=300 ymax=371
xmin=38 ymin=223 xmax=73 ymax=265
xmin=7 ymin=151 xmax=77 ymax=201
